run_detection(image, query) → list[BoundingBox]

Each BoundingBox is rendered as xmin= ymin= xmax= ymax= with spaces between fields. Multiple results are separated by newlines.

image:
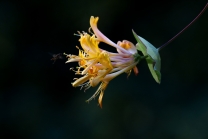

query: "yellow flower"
xmin=65 ymin=16 xmax=140 ymax=108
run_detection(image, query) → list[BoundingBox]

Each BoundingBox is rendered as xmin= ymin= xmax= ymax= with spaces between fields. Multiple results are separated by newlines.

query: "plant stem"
xmin=158 ymin=3 xmax=208 ymax=51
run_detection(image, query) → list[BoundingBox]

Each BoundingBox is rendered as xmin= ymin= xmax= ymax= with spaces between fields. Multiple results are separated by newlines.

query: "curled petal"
xmin=117 ymin=40 xmax=137 ymax=54
xmin=98 ymin=82 xmax=108 ymax=108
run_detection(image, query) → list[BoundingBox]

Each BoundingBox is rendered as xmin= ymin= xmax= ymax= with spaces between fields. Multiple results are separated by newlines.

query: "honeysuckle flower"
xmin=64 ymin=4 xmax=208 ymax=107
xmin=65 ymin=16 xmax=140 ymax=108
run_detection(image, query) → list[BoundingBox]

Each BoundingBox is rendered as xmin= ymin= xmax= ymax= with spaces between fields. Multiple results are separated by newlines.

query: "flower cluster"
xmin=65 ymin=16 xmax=140 ymax=107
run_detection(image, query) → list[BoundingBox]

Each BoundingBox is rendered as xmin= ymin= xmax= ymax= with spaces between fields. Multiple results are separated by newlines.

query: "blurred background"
xmin=0 ymin=0 xmax=208 ymax=138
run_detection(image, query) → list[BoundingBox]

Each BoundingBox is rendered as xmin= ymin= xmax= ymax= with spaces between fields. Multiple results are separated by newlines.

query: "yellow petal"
xmin=98 ymin=82 xmax=108 ymax=108
xmin=98 ymin=51 xmax=113 ymax=70
xmin=90 ymin=16 xmax=99 ymax=27
xmin=90 ymin=69 xmax=107 ymax=87
xmin=72 ymin=75 xmax=91 ymax=87
xmin=79 ymin=33 xmax=100 ymax=56
xmin=98 ymin=91 xmax=104 ymax=108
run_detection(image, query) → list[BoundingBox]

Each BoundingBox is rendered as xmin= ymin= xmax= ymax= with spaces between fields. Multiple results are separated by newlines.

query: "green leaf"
xmin=132 ymin=30 xmax=161 ymax=84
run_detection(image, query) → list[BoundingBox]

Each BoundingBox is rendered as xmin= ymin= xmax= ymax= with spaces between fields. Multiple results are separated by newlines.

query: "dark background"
xmin=1 ymin=0 xmax=208 ymax=138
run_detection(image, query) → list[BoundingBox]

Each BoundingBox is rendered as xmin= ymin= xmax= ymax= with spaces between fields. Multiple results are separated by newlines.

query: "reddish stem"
xmin=158 ymin=3 xmax=208 ymax=51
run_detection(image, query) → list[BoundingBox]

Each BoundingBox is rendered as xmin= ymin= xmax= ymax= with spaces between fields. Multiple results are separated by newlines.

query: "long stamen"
xmin=86 ymin=82 xmax=103 ymax=102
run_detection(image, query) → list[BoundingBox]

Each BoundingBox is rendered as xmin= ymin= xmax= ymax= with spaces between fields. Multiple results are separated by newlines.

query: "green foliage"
xmin=132 ymin=30 xmax=161 ymax=83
